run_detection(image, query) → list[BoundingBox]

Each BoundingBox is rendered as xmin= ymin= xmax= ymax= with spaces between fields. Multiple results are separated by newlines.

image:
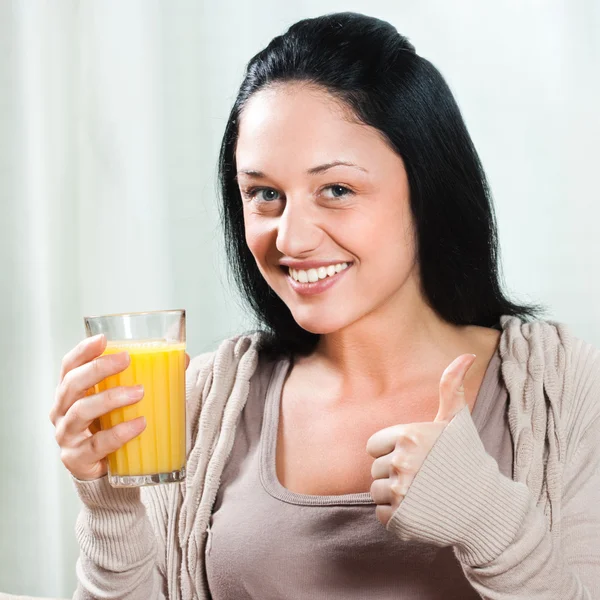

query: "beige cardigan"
xmin=72 ymin=316 xmax=600 ymax=599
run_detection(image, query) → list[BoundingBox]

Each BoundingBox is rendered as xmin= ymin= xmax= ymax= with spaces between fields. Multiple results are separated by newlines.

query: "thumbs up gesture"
xmin=366 ymin=354 xmax=477 ymax=527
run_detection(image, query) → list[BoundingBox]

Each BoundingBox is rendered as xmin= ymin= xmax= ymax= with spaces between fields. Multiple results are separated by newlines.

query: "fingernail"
xmin=89 ymin=333 xmax=104 ymax=343
xmin=117 ymin=351 xmax=130 ymax=364
xmin=126 ymin=385 xmax=144 ymax=399
xmin=127 ymin=416 xmax=146 ymax=434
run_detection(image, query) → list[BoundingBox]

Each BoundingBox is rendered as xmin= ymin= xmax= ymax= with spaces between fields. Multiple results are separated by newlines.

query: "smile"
xmin=288 ymin=262 xmax=349 ymax=283
xmin=284 ymin=262 xmax=352 ymax=297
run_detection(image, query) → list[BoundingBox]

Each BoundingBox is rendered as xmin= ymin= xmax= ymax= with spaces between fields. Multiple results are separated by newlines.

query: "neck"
xmin=314 ymin=286 xmax=471 ymax=397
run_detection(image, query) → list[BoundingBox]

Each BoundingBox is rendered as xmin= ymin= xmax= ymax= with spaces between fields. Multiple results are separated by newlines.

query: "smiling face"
xmin=235 ymin=82 xmax=420 ymax=335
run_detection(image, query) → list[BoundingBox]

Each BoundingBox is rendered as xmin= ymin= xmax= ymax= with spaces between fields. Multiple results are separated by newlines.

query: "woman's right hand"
xmin=49 ymin=334 xmax=146 ymax=481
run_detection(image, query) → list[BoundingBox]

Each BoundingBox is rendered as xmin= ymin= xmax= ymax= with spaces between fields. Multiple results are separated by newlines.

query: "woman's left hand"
xmin=366 ymin=354 xmax=477 ymax=527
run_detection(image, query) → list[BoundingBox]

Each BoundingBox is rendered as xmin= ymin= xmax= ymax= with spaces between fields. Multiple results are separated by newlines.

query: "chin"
xmin=288 ymin=307 xmax=351 ymax=336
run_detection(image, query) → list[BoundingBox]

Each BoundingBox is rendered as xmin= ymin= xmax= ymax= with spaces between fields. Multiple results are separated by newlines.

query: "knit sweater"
xmin=72 ymin=316 xmax=600 ymax=599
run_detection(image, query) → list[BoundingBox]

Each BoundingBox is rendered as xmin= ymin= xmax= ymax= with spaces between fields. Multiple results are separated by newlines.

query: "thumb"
xmin=434 ymin=354 xmax=477 ymax=423
xmin=185 ymin=353 xmax=190 ymax=370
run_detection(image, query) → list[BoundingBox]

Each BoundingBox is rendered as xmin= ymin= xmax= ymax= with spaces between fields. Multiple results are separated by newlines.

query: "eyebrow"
xmin=235 ymin=160 xmax=367 ymax=180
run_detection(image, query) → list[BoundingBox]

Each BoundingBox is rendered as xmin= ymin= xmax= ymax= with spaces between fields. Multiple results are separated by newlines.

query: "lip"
xmin=284 ymin=264 xmax=352 ymax=296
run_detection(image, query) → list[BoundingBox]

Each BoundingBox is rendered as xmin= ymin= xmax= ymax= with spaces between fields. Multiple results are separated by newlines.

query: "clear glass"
xmin=84 ymin=309 xmax=186 ymax=487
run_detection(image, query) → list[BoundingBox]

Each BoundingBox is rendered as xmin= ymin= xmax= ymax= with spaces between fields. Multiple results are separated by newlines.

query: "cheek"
xmin=336 ymin=202 xmax=414 ymax=264
xmin=244 ymin=214 xmax=277 ymax=268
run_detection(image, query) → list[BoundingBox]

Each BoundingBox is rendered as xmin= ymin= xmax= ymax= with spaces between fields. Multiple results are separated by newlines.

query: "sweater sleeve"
xmin=72 ymin=477 xmax=168 ymax=600
xmin=71 ymin=352 xmax=215 ymax=600
xmin=386 ymin=398 xmax=600 ymax=599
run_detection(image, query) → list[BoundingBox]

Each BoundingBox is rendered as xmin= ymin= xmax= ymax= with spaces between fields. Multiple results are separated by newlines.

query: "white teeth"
xmin=288 ymin=262 xmax=349 ymax=283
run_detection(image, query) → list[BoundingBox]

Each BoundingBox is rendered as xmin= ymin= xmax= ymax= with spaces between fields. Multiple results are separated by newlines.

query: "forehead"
xmin=235 ymin=83 xmax=387 ymax=170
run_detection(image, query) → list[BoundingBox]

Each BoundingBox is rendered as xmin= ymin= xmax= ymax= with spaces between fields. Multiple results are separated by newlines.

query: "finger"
xmin=52 ymin=352 xmax=131 ymax=424
xmin=375 ymin=504 xmax=395 ymax=526
xmin=85 ymin=388 xmax=101 ymax=434
xmin=60 ymin=334 xmax=107 ymax=381
xmin=389 ymin=467 xmax=412 ymax=500
xmin=185 ymin=353 xmax=190 ymax=370
xmin=366 ymin=424 xmax=408 ymax=458
xmin=367 ymin=422 xmax=437 ymax=459
xmin=370 ymin=478 xmax=394 ymax=505
xmin=435 ymin=353 xmax=477 ymax=423
xmin=79 ymin=416 xmax=147 ymax=463
xmin=371 ymin=454 xmax=393 ymax=479
xmin=390 ymin=445 xmax=429 ymax=476
xmin=56 ymin=385 xmax=144 ymax=443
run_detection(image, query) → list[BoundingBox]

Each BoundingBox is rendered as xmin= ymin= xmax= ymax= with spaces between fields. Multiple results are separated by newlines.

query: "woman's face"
xmin=236 ymin=83 xmax=419 ymax=335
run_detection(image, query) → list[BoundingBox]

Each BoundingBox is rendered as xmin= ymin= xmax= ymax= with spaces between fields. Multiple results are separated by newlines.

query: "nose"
xmin=275 ymin=201 xmax=323 ymax=258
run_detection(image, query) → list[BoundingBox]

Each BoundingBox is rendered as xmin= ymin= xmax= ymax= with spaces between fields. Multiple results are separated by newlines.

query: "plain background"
xmin=0 ymin=0 xmax=598 ymax=597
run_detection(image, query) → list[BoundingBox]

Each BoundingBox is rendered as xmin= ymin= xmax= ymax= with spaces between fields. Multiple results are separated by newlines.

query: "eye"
xmin=243 ymin=187 xmax=281 ymax=202
xmin=322 ymin=184 xmax=354 ymax=199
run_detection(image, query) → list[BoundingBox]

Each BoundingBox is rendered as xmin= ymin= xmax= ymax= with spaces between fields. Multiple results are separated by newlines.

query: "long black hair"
xmin=218 ymin=11 xmax=546 ymax=356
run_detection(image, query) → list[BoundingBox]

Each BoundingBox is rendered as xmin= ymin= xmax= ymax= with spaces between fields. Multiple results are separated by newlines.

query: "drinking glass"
xmin=84 ymin=309 xmax=186 ymax=487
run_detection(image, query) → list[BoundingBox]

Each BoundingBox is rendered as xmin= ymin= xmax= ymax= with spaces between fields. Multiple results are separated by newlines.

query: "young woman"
xmin=50 ymin=12 xmax=600 ymax=599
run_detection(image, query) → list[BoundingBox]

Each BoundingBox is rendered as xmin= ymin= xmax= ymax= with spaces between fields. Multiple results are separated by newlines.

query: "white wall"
xmin=0 ymin=0 xmax=598 ymax=596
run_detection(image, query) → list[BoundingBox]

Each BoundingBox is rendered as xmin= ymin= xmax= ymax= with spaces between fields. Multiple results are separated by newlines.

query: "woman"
xmin=50 ymin=12 xmax=599 ymax=599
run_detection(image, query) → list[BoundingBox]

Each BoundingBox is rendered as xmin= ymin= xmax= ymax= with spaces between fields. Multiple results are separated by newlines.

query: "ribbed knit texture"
xmin=386 ymin=405 xmax=531 ymax=564
xmin=71 ymin=319 xmax=600 ymax=599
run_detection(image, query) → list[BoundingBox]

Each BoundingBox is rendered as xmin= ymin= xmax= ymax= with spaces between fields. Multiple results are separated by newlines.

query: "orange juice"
xmin=95 ymin=340 xmax=186 ymax=478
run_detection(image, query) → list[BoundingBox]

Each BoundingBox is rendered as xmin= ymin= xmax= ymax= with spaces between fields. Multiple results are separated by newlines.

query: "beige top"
xmin=70 ymin=317 xmax=600 ymax=599
xmin=206 ymin=348 xmax=510 ymax=599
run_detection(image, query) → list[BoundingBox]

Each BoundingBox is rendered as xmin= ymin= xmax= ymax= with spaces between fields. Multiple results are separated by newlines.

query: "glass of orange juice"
xmin=83 ymin=309 xmax=186 ymax=487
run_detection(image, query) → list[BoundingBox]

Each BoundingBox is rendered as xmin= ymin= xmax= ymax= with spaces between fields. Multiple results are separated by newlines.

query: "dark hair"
xmin=218 ymin=11 xmax=546 ymax=357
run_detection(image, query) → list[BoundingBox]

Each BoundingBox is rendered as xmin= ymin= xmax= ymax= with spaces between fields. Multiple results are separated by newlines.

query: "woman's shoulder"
xmin=498 ymin=315 xmax=600 ymax=439
xmin=558 ymin=328 xmax=600 ymax=448
xmin=186 ymin=330 xmax=283 ymax=401
xmin=498 ymin=315 xmax=599 ymax=372
xmin=183 ymin=332 xmax=276 ymax=442
xmin=498 ymin=315 xmax=577 ymax=358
